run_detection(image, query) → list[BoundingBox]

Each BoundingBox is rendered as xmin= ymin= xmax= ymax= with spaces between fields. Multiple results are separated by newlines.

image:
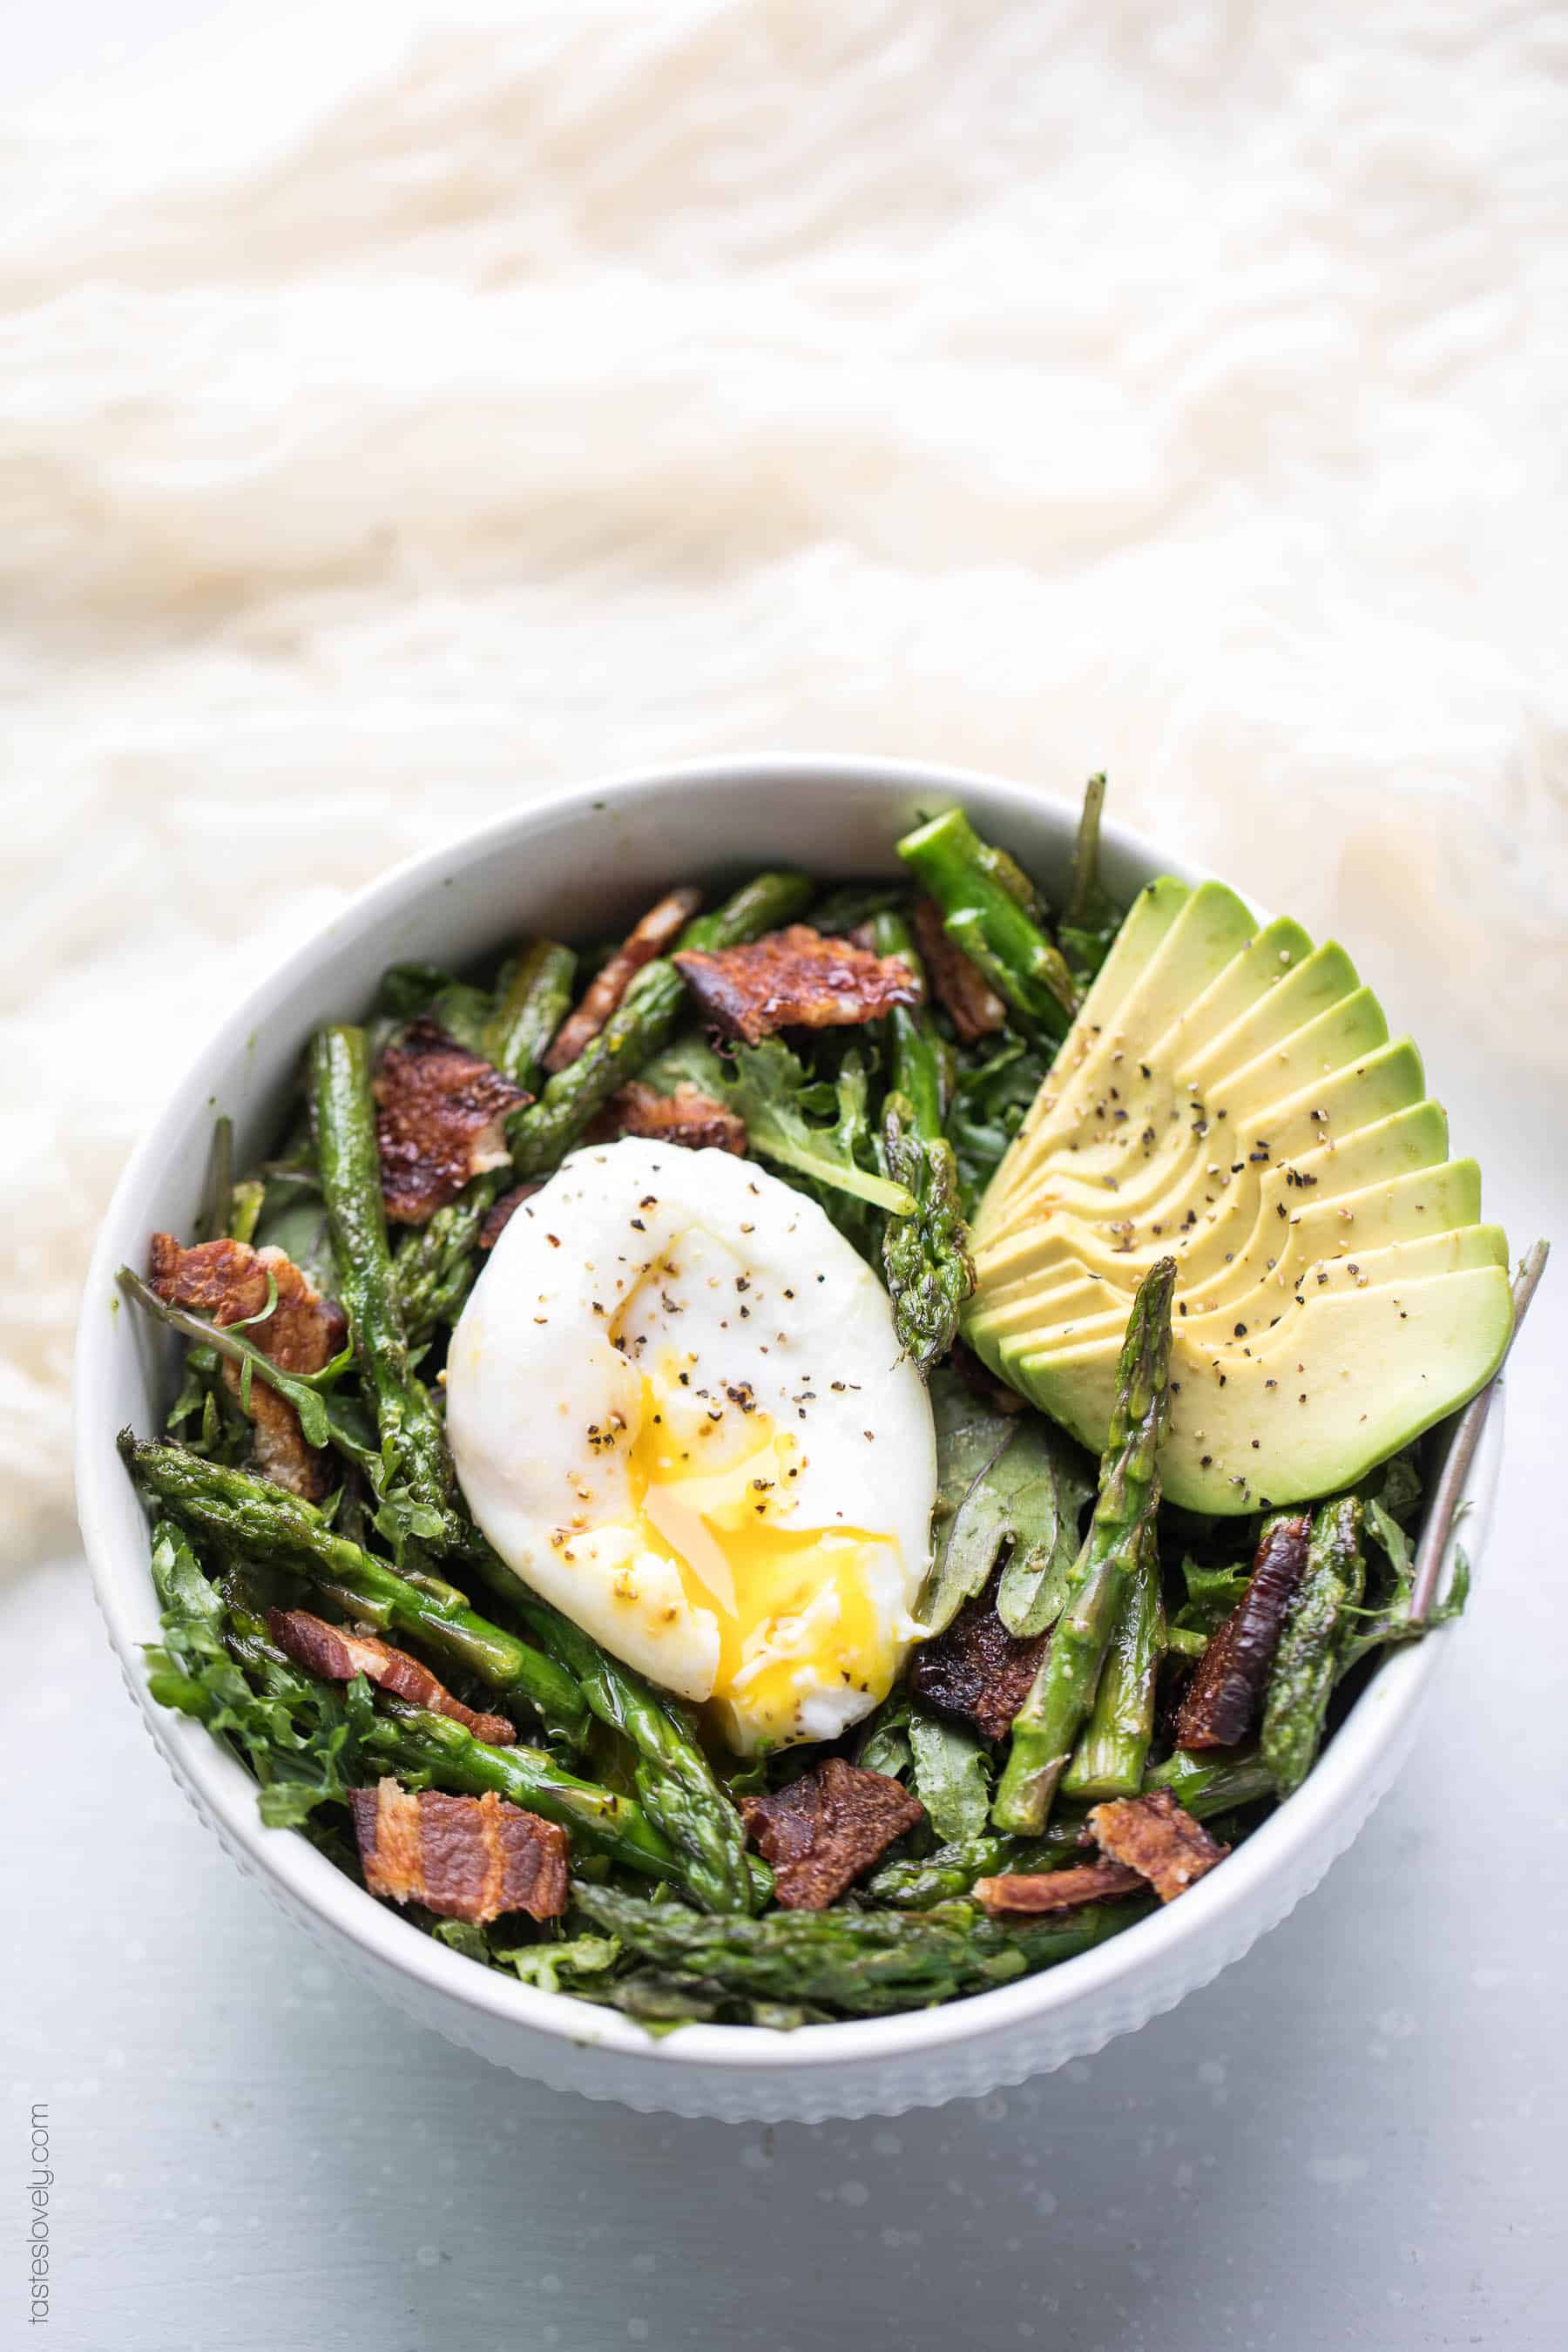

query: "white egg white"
xmin=445 ymin=1139 xmax=937 ymax=1753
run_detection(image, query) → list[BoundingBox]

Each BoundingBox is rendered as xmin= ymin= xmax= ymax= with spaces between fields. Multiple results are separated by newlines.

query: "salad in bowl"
xmin=107 ymin=774 xmax=1530 ymax=2040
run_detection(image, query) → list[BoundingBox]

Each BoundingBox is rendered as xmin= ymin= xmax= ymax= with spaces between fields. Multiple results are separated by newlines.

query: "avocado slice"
xmin=979 ymin=1031 xmax=1431 ymax=1274
xmin=977 ymin=916 xmax=1408 ymax=1244
xmin=972 ymin=1168 xmax=1494 ymax=1349
xmin=973 ymin=1099 xmax=1456 ymax=1299
xmin=965 ymin=879 xmax=1512 ymax=1513
xmin=983 ymin=880 xmax=1262 ymax=1227
xmin=1004 ymin=1220 xmax=1508 ymax=1361
xmin=973 ymin=1146 xmax=1482 ymax=1331
xmin=999 ymin=1265 xmax=1512 ymax=1514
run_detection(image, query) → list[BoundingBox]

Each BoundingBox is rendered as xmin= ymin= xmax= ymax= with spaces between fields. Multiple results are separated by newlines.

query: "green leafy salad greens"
xmin=118 ymin=779 xmax=1484 ymax=2029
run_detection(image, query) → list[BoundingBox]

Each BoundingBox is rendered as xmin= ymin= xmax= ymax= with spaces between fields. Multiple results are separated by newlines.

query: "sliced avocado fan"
xmin=963 ymin=878 xmax=1513 ymax=1515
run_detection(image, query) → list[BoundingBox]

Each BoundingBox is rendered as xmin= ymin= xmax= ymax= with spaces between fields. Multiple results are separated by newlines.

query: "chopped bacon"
xmin=373 ymin=1017 xmax=531 ymax=1226
xmin=147 ymin=1235 xmax=343 ymax=1377
xmin=909 ymin=1571 xmax=1046 ymax=1743
xmin=1087 ymin=1788 xmax=1229 ymax=1903
xmin=912 ymin=896 xmax=1007 ymax=1042
xmin=544 ymin=887 xmax=702 ymax=1072
xmin=1173 ymin=1515 xmax=1312 ymax=1750
xmin=348 ymin=1780 xmax=569 ymax=1923
xmin=972 ymin=1859 xmax=1147 ymax=1916
xmin=267 ymin=1607 xmax=517 ymax=1746
xmin=673 ymin=924 xmax=920 ymax=1045
xmin=148 ymin=1233 xmax=347 ymax=1501
xmin=477 ymin=1182 xmax=543 ymax=1251
xmin=601 ymin=1079 xmax=747 ymax=1155
xmin=739 ymin=1756 xmax=923 ymax=1910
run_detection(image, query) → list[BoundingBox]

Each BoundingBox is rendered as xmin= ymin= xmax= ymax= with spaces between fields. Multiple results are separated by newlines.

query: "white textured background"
xmin=3 ymin=5 xmax=1565 ymax=2348
xmin=3 ymin=0 xmax=1566 ymax=1563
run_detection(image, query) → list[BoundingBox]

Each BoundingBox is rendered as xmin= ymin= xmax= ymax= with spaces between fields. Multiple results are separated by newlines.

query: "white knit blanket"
xmin=3 ymin=0 xmax=1565 ymax=1567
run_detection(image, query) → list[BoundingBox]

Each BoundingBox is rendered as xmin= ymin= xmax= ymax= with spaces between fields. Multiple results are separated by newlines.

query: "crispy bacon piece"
xmin=1087 ymin=1788 xmax=1229 ymax=1903
xmin=147 ymin=1235 xmax=343 ymax=1374
xmin=544 ymin=887 xmax=702 ymax=1072
xmin=267 ymin=1606 xmax=517 ymax=1746
xmin=602 ymin=1079 xmax=747 ymax=1155
xmin=477 ymin=1182 xmax=543 ymax=1251
xmin=148 ymin=1233 xmax=347 ymax=1501
xmin=909 ymin=1571 xmax=1046 ymax=1743
xmin=1173 ymin=1514 xmax=1312 ymax=1750
xmin=972 ymin=1859 xmax=1147 ymax=1916
xmin=912 ymin=896 xmax=1007 ymax=1042
xmin=673 ymin=924 xmax=919 ymax=1045
xmin=373 ymin=1017 xmax=531 ymax=1226
xmin=348 ymin=1779 xmax=568 ymax=1923
xmin=739 ymin=1756 xmax=923 ymax=1910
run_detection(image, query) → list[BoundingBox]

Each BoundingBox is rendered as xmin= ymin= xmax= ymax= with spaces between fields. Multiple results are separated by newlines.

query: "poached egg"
xmin=445 ymin=1139 xmax=936 ymax=1753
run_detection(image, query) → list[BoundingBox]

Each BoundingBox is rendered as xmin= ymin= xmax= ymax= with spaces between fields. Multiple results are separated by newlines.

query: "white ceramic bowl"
xmin=74 ymin=756 xmax=1501 ymax=2122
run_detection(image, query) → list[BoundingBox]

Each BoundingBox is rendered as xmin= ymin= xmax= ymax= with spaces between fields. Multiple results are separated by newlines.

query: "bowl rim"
xmin=73 ymin=751 xmax=1489 ymax=2080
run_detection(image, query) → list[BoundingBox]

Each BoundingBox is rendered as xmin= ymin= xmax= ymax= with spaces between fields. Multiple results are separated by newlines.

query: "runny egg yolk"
xmin=624 ymin=1369 xmax=899 ymax=1747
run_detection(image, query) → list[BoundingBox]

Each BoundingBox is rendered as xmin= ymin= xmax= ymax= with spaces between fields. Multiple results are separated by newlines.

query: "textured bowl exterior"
xmin=74 ymin=755 xmax=1502 ymax=2122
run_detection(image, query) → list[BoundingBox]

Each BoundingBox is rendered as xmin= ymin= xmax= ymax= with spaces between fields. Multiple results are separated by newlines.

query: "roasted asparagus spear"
xmin=873 ymin=908 xmax=974 ymax=1371
xmin=897 ymin=808 xmax=1079 ymax=1039
xmin=992 ymin=1260 xmax=1175 ymax=1834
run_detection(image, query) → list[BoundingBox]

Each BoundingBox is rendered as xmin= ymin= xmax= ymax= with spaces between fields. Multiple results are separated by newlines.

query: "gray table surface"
xmin=5 ymin=1070 xmax=1565 ymax=2352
